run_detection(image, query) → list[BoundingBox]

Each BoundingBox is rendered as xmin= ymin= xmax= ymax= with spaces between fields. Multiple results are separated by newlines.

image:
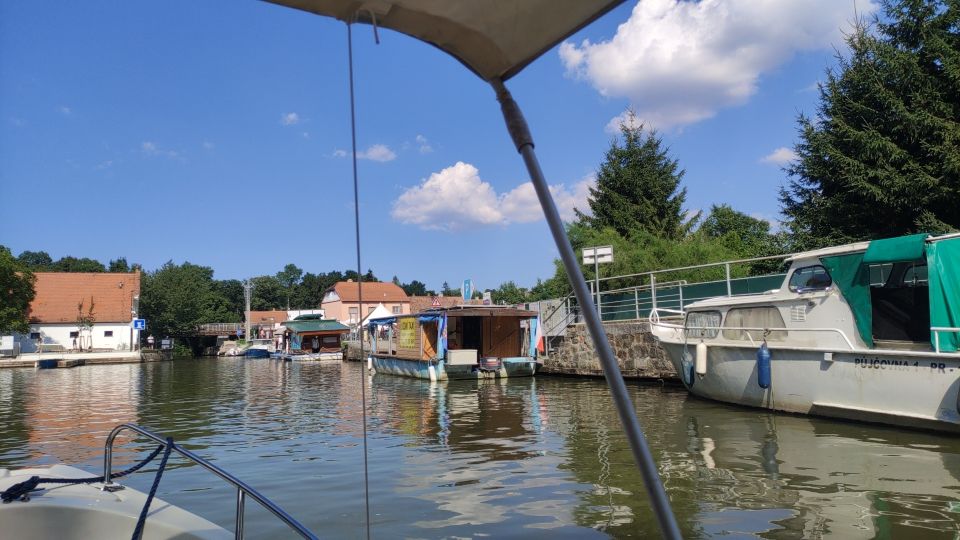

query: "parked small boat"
xmin=650 ymin=232 xmax=960 ymax=433
xmin=242 ymin=339 xmax=274 ymax=358
xmin=280 ymin=316 xmax=349 ymax=362
xmin=367 ymin=306 xmax=542 ymax=381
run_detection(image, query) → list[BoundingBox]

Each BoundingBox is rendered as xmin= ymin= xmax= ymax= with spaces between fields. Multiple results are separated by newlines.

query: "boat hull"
xmin=370 ymin=356 xmax=538 ymax=381
xmin=659 ymin=341 xmax=960 ymax=433
xmin=282 ymin=351 xmax=343 ymax=362
xmin=243 ymin=348 xmax=271 ymax=358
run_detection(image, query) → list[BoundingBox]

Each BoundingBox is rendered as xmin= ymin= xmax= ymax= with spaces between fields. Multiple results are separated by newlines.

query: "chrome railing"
xmin=103 ymin=423 xmax=316 ymax=540
xmin=933 ymin=327 xmax=960 ymax=353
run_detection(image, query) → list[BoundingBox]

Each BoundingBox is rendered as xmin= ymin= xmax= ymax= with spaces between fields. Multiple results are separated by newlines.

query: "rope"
xmin=346 ymin=21 xmax=372 ymax=540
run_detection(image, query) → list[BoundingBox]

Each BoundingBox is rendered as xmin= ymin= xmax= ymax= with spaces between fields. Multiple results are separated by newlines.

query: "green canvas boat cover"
xmin=862 ymin=233 xmax=928 ymax=264
xmin=821 ymin=252 xmax=874 ymax=348
xmin=284 ymin=319 xmax=350 ymax=334
xmin=926 ymin=237 xmax=960 ymax=352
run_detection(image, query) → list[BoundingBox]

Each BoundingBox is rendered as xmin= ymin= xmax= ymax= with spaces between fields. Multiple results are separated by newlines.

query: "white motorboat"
xmin=0 ymin=424 xmax=314 ymax=539
xmin=650 ymin=232 xmax=960 ymax=433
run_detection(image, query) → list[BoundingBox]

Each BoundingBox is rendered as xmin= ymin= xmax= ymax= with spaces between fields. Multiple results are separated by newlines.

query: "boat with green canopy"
xmin=651 ymin=232 xmax=960 ymax=433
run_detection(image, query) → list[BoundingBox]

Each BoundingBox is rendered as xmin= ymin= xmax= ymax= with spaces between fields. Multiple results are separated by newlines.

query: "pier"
xmin=0 ymin=350 xmax=171 ymax=369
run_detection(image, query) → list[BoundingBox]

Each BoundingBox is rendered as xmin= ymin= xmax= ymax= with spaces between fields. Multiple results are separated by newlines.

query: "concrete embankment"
xmin=345 ymin=321 xmax=678 ymax=381
xmin=541 ymin=321 xmax=677 ymax=381
xmin=0 ymin=349 xmax=172 ymax=369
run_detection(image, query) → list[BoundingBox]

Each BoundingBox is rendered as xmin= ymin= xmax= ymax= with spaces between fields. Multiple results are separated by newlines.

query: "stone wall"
xmin=541 ymin=321 xmax=677 ymax=380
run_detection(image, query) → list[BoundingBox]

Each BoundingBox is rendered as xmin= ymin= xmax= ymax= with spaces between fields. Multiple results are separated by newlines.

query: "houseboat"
xmin=367 ymin=306 xmax=542 ymax=381
xmin=280 ymin=315 xmax=350 ymax=362
xmin=650 ymin=232 xmax=960 ymax=433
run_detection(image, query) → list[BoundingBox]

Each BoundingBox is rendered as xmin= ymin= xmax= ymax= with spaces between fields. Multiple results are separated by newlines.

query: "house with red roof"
xmin=19 ymin=272 xmax=141 ymax=353
xmin=320 ymin=281 xmax=409 ymax=325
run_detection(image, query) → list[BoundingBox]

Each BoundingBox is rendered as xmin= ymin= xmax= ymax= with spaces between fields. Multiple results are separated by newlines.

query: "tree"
xmin=139 ymin=261 xmax=238 ymax=342
xmin=51 ymin=256 xmax=106 ymax=272
xmin=781 ymin=1 xmax=960 ymax=247
xmin=275 ymin=264 xmax=303 ymax=309
xmin=0 ymin=246 xmax=36 ymax=334
xmin=251 ymin=275 xmax=285 ymax=310
xmin=491 ymin=281 xmax=528 ymax=305
xmin=75 ymin=297 xmax=96 ymax=350
xmin=108 ymin=257 xmax=131 ymax=272
xmin=578 ymin=115 xmax=699 ymax=239
xmin=17 ymin=250 xmax=53 ymax=271
xmin=401 ymin=280 xmax=428 ymax=297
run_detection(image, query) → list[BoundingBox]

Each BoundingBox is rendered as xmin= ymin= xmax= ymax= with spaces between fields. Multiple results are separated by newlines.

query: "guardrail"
xmin=933 ymin=327 xmax=960 ymax=353
xmin=103 ymin=423 xmax=316 ymax=540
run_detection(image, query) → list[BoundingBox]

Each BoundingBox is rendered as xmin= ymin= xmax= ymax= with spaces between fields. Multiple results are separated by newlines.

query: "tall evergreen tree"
xmin=0 ymin=246 xmax=36 ymax=334
xmin=781 ymin=0 xmax=960 ymax=247
xmin=578 ymin=116 xmax=697 ymax=240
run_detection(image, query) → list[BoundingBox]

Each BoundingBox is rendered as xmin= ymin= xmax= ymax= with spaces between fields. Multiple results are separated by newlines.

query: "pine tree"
xmin=781 ymin=0 xmax=960 ymax=247
xmin=578 ymin=115 xmax=697 ymax=240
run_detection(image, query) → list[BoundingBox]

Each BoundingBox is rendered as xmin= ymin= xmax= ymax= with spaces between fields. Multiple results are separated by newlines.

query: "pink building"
xmin=320 ymin=281 xmax=410 ymax=325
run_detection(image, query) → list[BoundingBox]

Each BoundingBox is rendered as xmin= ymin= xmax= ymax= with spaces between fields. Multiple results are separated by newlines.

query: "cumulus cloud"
xmin=281 ymin=112 xmax=300 ymax=125
xmin=760 ymin=147 xmax=798 ymax=165
xmin=332 ymin=144 xmax=397 ymax=162
xmin=560 ymin=0 xmax=876 ymax=130
xmin=415 ymin=134 xmax=433 ymax=154
xmin=392 ymin=162 xmax=594 ymax=231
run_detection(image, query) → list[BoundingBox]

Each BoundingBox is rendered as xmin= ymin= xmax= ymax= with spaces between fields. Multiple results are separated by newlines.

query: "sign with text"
xmin=582 ymin=245 xmax=613 ymax=265
xmin=482 ymin=291 xmax=492 ymax=305
xmin=132 ymin=319 xmax=146 ymax=330
xmin=398 ymin=318 xmax=418 ymax=349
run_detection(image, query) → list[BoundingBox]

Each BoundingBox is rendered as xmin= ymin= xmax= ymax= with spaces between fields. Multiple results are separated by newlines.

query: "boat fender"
xmin=428 ymin=364 xmax=437 ymax=382
xmin=680 ymin=349 xmax=695 ymax=387
xmin=695 ymin=341 xmax=708 ymax=376
xmin=757 ymin=343 xmax=771 ymax=389
xmin=367 ymin=356 xmax=373 ymax=371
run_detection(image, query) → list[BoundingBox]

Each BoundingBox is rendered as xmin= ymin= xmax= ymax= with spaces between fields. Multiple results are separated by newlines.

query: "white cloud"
xmin=59 ymin=106 xmax=72 ymax=116
xmin=760 ymin=147 xmax=798 ymax=165
xmin=392 ymin=163 xmax=594 ymax=231
xmin=332 ymin=144 xmax=397 ymax=162
xmin=302 ymin=132 xmax=310 ymax=139
xmin=141 ymin=141 xmax=180 ymax=159
xmin=202 ymin=141 xmax=214 ymax=150
xmin=560 ymin=0 xmax=877 ymax=130
xmin=415 ymin=134 xmax=433 ymax=154
xmin=281 ymin=112 xmax=300 ymax=125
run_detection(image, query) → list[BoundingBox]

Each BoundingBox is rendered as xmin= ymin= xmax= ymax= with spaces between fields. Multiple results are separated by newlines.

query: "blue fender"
xmin=757 ymin=343 xmax=771 ymax=389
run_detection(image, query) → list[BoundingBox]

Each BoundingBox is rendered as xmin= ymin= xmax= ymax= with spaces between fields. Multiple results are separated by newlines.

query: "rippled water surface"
xmin=1 ymin=358 xmax=959 ymax=538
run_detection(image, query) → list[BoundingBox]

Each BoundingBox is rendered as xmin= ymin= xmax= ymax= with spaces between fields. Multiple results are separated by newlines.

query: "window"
xmin=69 ymin=331 xmax=79 ymax=338
xmin=789 ymin=265 xmax=832 ymax=292
xmin=869 ymin=263 xmax=893 ymax=287
xmin=30 ymin=332 xmax=40 ymax=340
xmin=685 ymin=311 xmax=721 ymax=339
xmin=392 ymin=306 xmax=401 ymax=314
xmin=104 ymin=331 xmax=114 ymax=337
xmin=722 ymin=307 xmax=787 ymax=341
xmin=901 ymin=263 xmax=928 ymax=286
xmin=348 ymin=307 xmax=359 ymax=323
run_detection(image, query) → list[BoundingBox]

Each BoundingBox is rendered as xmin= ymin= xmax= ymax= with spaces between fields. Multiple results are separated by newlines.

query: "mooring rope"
xmin=346 ymin=20 xmax=373 ymax=540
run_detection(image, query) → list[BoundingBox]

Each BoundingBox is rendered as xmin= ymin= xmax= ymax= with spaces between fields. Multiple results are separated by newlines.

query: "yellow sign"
xmin=399 ymin=318 xmax=417 ymax=349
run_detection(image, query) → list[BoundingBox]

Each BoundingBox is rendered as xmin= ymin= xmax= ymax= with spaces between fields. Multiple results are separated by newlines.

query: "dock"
xmin=0 ymin=350 xmax=171 ymax=369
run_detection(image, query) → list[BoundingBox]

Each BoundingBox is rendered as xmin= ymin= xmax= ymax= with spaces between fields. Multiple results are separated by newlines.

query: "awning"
xmin=862 ymin=233 xmax=929 ymax=264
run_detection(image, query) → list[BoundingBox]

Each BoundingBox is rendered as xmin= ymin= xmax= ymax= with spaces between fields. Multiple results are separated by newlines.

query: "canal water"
xmin=1 ymin=358 xmax=958 ymax=539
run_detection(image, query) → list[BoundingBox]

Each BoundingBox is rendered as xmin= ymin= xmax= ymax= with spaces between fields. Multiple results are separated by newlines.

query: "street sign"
xmin=462 ymin=279 xmax=473 ymax=301
xmin=582 ymin=245 xmax=613 ymax=265
xmin=133 ymin=319 xmax=146 ymax=330
xmin=431 ymin=296 xmax=442 ymax=307
xmin=482 ymin=291 xmax=492 ymax=305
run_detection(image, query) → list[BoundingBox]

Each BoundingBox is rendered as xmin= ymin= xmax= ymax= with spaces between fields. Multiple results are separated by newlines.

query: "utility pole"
xmin=243 ymin=279 xmax=254 ymax=342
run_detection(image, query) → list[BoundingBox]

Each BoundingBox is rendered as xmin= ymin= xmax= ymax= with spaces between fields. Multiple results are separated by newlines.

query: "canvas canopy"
xmin=862 ymin=233 xmax=928 ymax=264
xmin=361 ymin=303 xmax=393 ymax=327
xmin=265 ymin=0 xmax=625 ymax=81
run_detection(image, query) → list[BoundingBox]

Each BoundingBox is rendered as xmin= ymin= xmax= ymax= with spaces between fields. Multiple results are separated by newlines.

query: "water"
xmin=1 ymin=358 xmax=959 ymax=539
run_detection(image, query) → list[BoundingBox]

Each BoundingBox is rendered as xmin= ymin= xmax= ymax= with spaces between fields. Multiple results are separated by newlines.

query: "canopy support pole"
xmin=491 ymin=79 xmax=681 ymax=540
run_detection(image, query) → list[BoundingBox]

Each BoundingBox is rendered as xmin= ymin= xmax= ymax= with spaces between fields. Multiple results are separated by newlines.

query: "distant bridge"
xmin=196 ymin=323 xmax=242 ymax=336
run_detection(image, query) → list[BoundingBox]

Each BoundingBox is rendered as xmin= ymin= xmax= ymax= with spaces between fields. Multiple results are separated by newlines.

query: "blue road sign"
xmin=133 ymin=319 xmax=146 ymax=330
xmin=462 ymin=279 xmax=473 ymax=301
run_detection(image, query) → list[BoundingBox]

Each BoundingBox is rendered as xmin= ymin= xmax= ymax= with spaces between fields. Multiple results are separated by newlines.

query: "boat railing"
xmin=102 ymin=423 xmax=316 ymax=540
xmin=649 ymin=313 xmax=859 ymax=351
xmin=933 ymin=327 xmax=960 ymax=353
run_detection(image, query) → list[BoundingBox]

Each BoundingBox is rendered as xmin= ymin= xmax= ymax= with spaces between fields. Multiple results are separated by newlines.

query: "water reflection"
xmin=0 ymin=360 xmax=958 ymax=538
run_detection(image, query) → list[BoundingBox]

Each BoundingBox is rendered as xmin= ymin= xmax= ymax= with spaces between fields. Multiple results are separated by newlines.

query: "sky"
xmin=0 ymin=0 xmax=878 ymax=293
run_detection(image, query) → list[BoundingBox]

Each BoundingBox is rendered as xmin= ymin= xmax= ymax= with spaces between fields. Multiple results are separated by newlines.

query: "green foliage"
xmin=251 ymin=275 xmax=285 ymax=310
xmin=108 ymin=257 xmax=131 ymax=272
xmin=490 ymin=281 xmax=528 ymax=305
xmin=140 ymin=261 xmax=238 ymax=339
xmin=51 ymin=256 xmax=106 ymax=272
xmin=212 ymin=279 xmax=244 ymax=320
xmin=578 ymin=116 xmax=699 ymax=239
xmin=781 ymin=0 xmax=960 ymax=247
xmin=17 ymin=251 xmax=53 ymax=271
xmin=275 ymin=263 xmax=303 ymax=309
xmin=0 ymin=246 xmax=36 ymax=334
xmin=401 ymin=279 xmax=429 ymax=297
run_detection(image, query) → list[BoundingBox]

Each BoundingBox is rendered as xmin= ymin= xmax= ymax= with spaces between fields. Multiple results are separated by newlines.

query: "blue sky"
xmin=0 ymin=0 xmax=876 ymax=292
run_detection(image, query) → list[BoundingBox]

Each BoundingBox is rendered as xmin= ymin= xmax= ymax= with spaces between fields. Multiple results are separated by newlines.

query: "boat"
xmin=242 ymin=339 xmax=274 ymax=358
xmin=366 ymin=306 xmax=542 ymax=381
xmin=0 ymin=423 xmax=314 ymax=539
xmin=649 ymin=232 xmax=960 ymax=433
xmin=280 ymin=316 xmax=350 ymax=361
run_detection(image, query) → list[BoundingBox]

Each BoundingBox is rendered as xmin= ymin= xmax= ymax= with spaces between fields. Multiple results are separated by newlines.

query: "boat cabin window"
xmin=788 ymin=265 xmax=832 ymax=292
xmin=722 ymin=307 xmax=787 ymax=341
xmin=870 ymin=262 xmax=930 ymax=343
xmin=685 ymin=311 xmax=721 ymax=339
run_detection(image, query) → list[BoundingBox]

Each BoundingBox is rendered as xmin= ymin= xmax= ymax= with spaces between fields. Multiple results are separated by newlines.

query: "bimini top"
xmin=264 ymin=0 xmax=625 ymax=81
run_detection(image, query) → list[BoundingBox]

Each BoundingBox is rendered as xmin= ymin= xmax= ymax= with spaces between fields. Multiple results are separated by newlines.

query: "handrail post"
xmin=650 ymin=275 xmax=657 ymax=313
xmin=935 ymin=330 xmax=940 ymax=354
xmin=101 ymin=424 xmax=125 ymax=489
xmin=236 ymin=488 xmax=246 ymax=540
xmin=678 ymin=283 xmax=684 ymax=311
xmin=725 ymin=263 xmax=732 ymax=297
xmin=634 ymin=287 xmax=639 ymax=320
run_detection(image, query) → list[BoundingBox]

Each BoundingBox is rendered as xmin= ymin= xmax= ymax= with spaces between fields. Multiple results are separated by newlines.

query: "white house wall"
xmin=18 ymin=323 xmax=135 ymax=353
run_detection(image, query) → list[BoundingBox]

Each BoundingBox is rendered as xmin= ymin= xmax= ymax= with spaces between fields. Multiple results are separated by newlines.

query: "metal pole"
xmin=243 ymin=280 xmax=253 ymax=343
xmin=725 ymin=263 xmax=732 ymax=297
xmin=595 ymin=255 xmax=601 ymax=320
xmin=492 ymin=79 xmax=681 ymax=540
xmin=235 ymin=488 xmax=246 ymax=540
xmin=651 ymin=274 xmax=657 ymax=313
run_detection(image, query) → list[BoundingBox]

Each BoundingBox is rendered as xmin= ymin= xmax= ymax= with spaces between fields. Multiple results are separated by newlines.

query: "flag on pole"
xmin=532 ymin=316 xmax=545 ymax=355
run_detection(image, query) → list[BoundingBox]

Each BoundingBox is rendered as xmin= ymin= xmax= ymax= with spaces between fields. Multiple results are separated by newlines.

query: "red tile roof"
xmin=248 ymin=310 xmax=288 ymax=325
xmin=28 ymin=272 xmax=141 ymax=324
xmin=326 ymin=281 xmax=409 ymax=303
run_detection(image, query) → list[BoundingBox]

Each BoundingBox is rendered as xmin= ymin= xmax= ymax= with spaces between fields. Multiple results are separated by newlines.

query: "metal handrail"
xmin=102 ymin=423 xmax=317 ymax=540
xmin=933 ymin=327 xmax=960 ymax=353
xmin=649 ymin=316 xmax=859 ymax=351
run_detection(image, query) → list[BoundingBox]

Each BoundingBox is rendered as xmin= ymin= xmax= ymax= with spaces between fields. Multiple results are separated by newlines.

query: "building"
xmin=19 ymin=272 xmax=141 ymax=353
xmin=321 ymin=281 xmax=410 ymax=325
xmin=408 ymin=295 xmax=479 ymax=314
